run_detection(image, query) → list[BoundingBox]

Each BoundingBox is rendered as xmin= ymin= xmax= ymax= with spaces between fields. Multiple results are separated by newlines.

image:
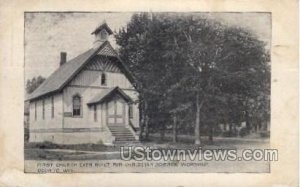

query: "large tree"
xmin=116 ymin=13 xmax=270 ymax=144
xmin=26 ymin=76 xmax=45 ymax=94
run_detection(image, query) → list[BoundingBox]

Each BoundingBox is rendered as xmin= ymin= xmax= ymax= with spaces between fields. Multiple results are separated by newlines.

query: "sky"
xmin=25 ymin=12 xmax=271 ymax=81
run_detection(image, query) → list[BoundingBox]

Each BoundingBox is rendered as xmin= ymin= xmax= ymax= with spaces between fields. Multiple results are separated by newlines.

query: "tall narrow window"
xmin=129 ymin=104 xmax=133 ymax=119
xmin=51 ymin=96 xmax=54 ymax=118
xmin=101 ymin=73 xmax=106 ymax=86
xmin=42 ymin=99 xmax=45 ymax=120
xmin=94 ymin=105 xmax=97 ymax=122
xmin=34 ymin=102 xmax=37 ymax=121
xmin=72 ymin=95 xmax=81 ymax=116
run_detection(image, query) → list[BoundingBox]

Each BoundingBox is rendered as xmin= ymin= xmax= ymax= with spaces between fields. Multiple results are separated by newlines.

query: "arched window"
xmin=72 ymin=95 xmax=81 ymax=116
xmin=100 ymin=30 xmax=108 ymax=40
xmin=101 ymin=73 xmax=106 ymax=86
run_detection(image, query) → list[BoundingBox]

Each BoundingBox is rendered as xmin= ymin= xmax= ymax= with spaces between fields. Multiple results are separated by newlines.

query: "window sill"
xmin=72 ymin=115 xmax=83 ymax=118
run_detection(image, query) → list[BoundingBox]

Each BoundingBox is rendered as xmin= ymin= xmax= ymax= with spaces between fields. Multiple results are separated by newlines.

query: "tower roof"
xmin=91 ymin=22 xmax=113 ymax=35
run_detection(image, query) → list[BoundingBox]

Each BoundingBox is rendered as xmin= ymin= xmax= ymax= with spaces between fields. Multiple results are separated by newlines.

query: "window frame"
xmin=34 ymin=101 xmax=37 ymax=121
xmin=101 ymin=72 xmax=107 ymax=86
xmin=100 ymin=30 xmax=108 ymax=40
xmin=51 ymin=96 xmax=54 ymax=118
xmin=128 ymin=104 xmax=133 ymax=119
xmin=42 ymin=99 xmax=45 ymax=120
xmin=93 ymin=105 xmax=97 ymax=122
xmin=72 ymin=94 xmax=82 ymax=117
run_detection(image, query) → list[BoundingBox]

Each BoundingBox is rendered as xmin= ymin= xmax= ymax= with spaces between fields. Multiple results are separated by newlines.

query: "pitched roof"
xmin=27 ymin=41 xmax=136 ymax=101
xmin=91 ymin=22 xmax=113 ymax=35
xmin=97 ymin=42 xmax=118 ymax=57
xmin=87 ymin=86 xmax=133 ymax=105
xmin=27 ymin=41 xmax=109 ymax=101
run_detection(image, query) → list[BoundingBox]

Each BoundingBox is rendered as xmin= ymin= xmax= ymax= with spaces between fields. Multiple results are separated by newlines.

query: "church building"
xmin=26 ymin=22 xmax=140 ymax=145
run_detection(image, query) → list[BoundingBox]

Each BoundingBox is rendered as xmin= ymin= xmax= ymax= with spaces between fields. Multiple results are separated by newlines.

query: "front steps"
xmin=107 ymin=124 xmax=138 ymax=144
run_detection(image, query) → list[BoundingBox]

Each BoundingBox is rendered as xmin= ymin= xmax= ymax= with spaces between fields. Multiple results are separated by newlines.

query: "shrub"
xmin=97 ymin=139 xmax=103 ymax=145
xmin=260 ymin=131 xmax=270 ymax=138
xmin=37 ymin=141 xmax=61 ymax=149
xmin=223 ymin=131 xmax=238 ymax=137
xmin=239 ymin=127 xmax=250 ymax=137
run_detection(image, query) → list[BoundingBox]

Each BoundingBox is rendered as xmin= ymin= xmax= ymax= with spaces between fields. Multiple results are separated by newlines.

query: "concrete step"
xmin=109 ymin=129 xmax=131 ymax=131
xmin=111 ymin=134 xmax=135 ymax=136
xmin=113 ymin=136 xmax=136 ymax=139
xmin=113 ymin=141 xmax=142 ymax=146
xmin=110 ymin=131 xmax=135 ymax=135
xmin=115 ymin=138 xmax=136 ymax=141
xmin=107 ymin=124 xmax=138 ymax=143
xmin=115 ymin=137 xmax=136 ymax=140
xmin=109 ymin=129 xmax=132 ymax=131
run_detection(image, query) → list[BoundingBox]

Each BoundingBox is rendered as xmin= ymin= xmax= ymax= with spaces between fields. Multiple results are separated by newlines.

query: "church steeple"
xmin=91 ymin=21 xmax=113 ymax=48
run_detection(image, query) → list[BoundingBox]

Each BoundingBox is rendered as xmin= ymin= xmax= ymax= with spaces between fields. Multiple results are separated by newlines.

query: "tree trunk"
xmin=195 ymin=92 xmax=202 ymax=145
xmin=173 ymin=115 xmax=178 ymax=143
xmin=144 ymin=102 xmax=149 ymax=140
xmin=145 ymin=115 xmax=149 ymax=139
xmin=209 ymin=125 xmax=214 ymax=142
xmin=160 ymin=124 xmax=165 ymax=142
xmin=139 ymin=102 xmax=144 ymax=140
xmin=245 ymin=110 xmax=251 ymax=131
xmin=139 ymin=124 xmax=144 ymax=140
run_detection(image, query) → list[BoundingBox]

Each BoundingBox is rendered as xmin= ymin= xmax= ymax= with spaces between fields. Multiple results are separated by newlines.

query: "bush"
xmin=97 ymin=139 xmax=103 ymax=145
xmin=213 ymin=126 xmax=223 ymax=136
xmin=222 ymin=131 xmax=237 ymax=137
xmin=260 ymin=131 xmax=270 ymax=138
xmin=239 ymin=127 xmax=250 ymax=137
xmin=25 ymin=141 xmax=61 ymax=149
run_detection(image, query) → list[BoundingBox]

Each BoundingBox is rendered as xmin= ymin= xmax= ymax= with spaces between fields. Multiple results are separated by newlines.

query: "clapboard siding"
xmin=63 ymin=86 xmax=108 ymax=128
xmin=29 ymin=94 xmax=63 ymax=130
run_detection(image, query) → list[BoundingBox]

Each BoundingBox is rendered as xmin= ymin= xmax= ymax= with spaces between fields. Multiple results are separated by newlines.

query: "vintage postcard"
xmin=0 ymin=0 xmax=298 ymax=187
xmin=23 ymin=12 xmax=272 ymax=173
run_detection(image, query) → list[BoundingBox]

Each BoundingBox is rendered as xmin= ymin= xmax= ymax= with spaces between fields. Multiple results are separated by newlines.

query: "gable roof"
xmin=27 ymin=41 xmax=135 ymax=101
xmin=91 ymin=22 xmax=113 ymax=35
xmin=97 ymin=42 xmax=118 ymax=57
xmin=87 ymin=86 xmax=133 ymax=105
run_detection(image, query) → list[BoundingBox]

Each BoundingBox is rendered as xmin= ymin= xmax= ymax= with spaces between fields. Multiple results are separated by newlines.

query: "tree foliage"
xmin=26 ymin=76 xmax=45 ymax=94
xmin=115 ymin=13 xmax=270 ymax=143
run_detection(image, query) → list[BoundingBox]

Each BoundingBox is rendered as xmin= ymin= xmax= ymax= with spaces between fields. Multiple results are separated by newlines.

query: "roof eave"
xmin=91 ymin=23 xmax=113 ymax=35
xmin=25 ymin=89 xmax=61 ymax=102
xmin=87 ymin=87 xmax=133 ymax=105
xmin=26 ymin=42 xmax=108 ymax=102
xmin=57 ymin=41 xmax=109 ymax=91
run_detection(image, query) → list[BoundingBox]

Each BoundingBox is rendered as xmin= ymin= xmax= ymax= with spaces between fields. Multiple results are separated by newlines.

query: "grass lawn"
xmin=24 ymin=134 xmax=269 ymax=161
xmin=25 ymin=142 xmax=119 ymax=152
xmin=24 ymin=148 xmax=122 ymax=160
xmin=145 ymin=133 xmax=269 ymax=150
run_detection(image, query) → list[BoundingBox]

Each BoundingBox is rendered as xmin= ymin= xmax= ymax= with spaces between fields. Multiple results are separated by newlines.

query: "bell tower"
xmin=91 ymin=21 xmax=113 ymax=48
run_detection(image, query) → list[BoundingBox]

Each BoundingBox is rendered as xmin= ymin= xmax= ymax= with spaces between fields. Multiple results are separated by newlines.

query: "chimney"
xmin=60 ymin=52 xmax=67 ymax=66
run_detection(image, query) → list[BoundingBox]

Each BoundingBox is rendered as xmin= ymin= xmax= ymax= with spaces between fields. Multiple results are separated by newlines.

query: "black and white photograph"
xmin=23 ymin=12 xmax=272 ymax=173
xmin=0 ymin=0 xmax=299 ymax=186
